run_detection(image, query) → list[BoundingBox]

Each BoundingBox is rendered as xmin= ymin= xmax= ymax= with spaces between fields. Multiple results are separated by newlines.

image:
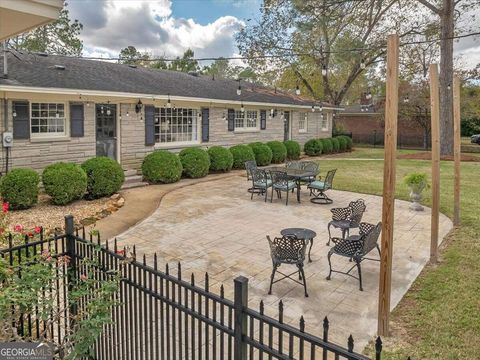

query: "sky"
xmin=67 ymin=0 xmax=480 ymax=70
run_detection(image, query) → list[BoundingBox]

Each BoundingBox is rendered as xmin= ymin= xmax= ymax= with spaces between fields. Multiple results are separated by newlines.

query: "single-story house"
xmin=0 ymin=50 xmax=341 ymax=173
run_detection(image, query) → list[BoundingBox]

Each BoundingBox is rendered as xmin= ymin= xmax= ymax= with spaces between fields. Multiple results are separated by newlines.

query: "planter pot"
xmin=408 ymin=182 xmax=426 ymax=211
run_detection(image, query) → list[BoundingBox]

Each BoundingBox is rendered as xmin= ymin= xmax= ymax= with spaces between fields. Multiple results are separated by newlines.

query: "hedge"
xmin=336 ymin=136 xmax=348 ymax=152
xmin=321 ymin=138 xmax=334 ymax=154
xmin=229 ymin=145 xmax=255 ymax=169
xmin=248 ymin=142 xmax=273 ymax=166
xmin=267 ymin=141 xmax=287 ymax=163
xmin=461 ymin=117 xmax=480 ymax=137
xmin=208 ymin=146 xmax=233 ymax=172
xmin=179 ymin=147 xmax=210 ymax=178
xmin=284 ymin=140 xmax=301 ymax=160
xmin=304 ymin=139 xmax=323 ymax=156
xmin=142 ymin=150 xmax=183 ymax=183
xmin=331 ymin=137 xmax=340 ymax=152
xmin=81 ymin=157 xmax=125 ymax=199
xmin=42 ymin=163 xmax=87 ymax=205
xmin=0 ymin=168 xmax=40 ymax=210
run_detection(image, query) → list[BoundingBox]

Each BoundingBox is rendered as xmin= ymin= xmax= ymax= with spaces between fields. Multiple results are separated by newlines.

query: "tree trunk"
xmin=439 ymin=0 xmax=454 ymax=155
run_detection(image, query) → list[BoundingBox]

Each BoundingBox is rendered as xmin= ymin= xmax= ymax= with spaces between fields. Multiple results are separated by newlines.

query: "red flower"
xmin=34 ymin=226 xmax=42 ymax=234
xmin=27 ymin=232 xmax=34 ymax=237
xmin=115 ymin=249 xmax=125 ymax=256
xmin=14 ymin=224 xmax=23 ymax=232
xmin=2 ymin=202 xmax=9 ymax=213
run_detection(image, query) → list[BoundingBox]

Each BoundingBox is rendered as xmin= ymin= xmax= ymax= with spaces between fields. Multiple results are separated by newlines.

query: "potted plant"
xmin=403 ymin=173 xmax=429 ymax=211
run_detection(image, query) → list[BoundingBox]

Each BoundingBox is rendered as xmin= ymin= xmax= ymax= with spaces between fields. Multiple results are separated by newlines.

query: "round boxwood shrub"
xmin=342 ymin=135 xmax=353 ymax=150
xmin=0 ymin=168 xmax=40 ymax=210
xmin=229 ymin=145 xmax=255 ymax=169
xmin=81 ymin=157 xmax=125 ymax=199
xmin=321 ymin=138 xmax=333 ymax=154
xmin=42 ymin=163 xmax=87 ymax=205
xmin=331 ymin=137 xmax=340 ymax=152
xmin=304 ymin=139 xmax=323 ymax=156
xmin=248 ymin=142 xmax=273 ymax=166
xmin=284 ymin=140 xmax=301 ymax=160
xmin=142 ymin=150 xmax=183 ymax=183
xmin=267 ymin=141 xmax=287 ymax=164
xmin=336 ymin=136 xmax=348 ymax=152
xmin=179 ymin=147 xmax=210 ymax=178
xmin=208 ymin=146 xmax=233 ymax=172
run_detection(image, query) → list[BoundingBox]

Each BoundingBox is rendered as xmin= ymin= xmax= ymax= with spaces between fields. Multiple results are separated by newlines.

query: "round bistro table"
xmin=280 ymin=228 xmax=317 ymax=262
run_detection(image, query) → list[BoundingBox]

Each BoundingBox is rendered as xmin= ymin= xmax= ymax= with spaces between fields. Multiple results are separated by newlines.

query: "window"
xmin=299 ymin=113 xmax=308 ymax=132
xmin=321 ymin=113 xmax=328 ymax=131
xmin=234 ymin=109 xmax=258 ymax=131
xmin=31 ymin=103 xmax=66 ymax=136
xmin=154 ymin=107 xmax=198 ymax=144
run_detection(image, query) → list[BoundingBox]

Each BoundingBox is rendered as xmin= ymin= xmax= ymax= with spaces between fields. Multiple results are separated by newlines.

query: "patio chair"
xmin=285 ymin=161 xmax=301 ymax=170
xmin=267 ymin=234 xmax=308 ymax=297
xmin=245 ymin=160 xmax=257 ymax=181
xmin=327 ymin=199 xmax=366 ymax=246
xmin=270 ymin=170 xmax=297 ymax=205
xmin=299 ymin=161 xmax=320 ymax=185
xmin=307 ymin=169 xmax=337 ymax=204
xmin=326 ymin=222 xmax=382 ymax=291
xmin=248 ymin=168 xmax=272 ymax=202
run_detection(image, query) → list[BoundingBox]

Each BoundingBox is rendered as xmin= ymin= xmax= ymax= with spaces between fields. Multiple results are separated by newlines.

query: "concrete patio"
xmin=114 ymin=174 xmax=452 ymax=351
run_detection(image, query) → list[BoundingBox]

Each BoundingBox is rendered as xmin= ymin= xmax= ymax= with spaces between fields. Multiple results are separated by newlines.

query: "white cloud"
xmin=68 ymin=0 xmax=244 ymax=61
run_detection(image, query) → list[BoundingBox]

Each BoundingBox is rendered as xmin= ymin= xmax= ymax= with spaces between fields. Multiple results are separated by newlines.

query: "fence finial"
xmin=177 ymin=262 xmax=182 ymax=280
xmin=375 ymin=336 xmax=383 ymax=359
xmin=347 ymin=334 xmax=354 ymax=352
xmin=259 ymin=300 xmax=264 ymax=314
xmin=142 ymin=254 xmax=146 ymax=265
xmin=205 ymin=272 xmax=209 ymax=292
xmin=278 ymin=300 xmax=284 ymax=323
xmin=165 ymin=263 xmax=169 ymax=275
xmin=220 ymin=283 xmax=224 ymax=298
xmin=299 ymin=316 xmax=305 ymax=332
xmin=191 ymin=273 xmax=195 ymax=286
xmin=153 ymin=253 xmax=158 ymax=270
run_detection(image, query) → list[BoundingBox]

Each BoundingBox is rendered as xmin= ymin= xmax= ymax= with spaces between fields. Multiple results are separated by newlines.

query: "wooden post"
xmin=429 ymin=64 xmax=440 ymax=263
xmin=377 ymin=34 xmax=399 ymax=337
xmin=453 ymin=76 xmax=461 ymax=226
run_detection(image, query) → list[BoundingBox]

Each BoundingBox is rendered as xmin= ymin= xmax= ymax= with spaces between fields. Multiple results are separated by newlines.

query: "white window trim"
xmin=234 ymin=109 xmax=260 ymax=133
xmin=321 ymin=112 xmax=329 ymax=131
xmin=154 ymin=107 xmax=201 ymax=145
xmin=299 ymin=113 xmax=308 ymax=133
xmin=30 ymin=101 xmax=68 ymax=139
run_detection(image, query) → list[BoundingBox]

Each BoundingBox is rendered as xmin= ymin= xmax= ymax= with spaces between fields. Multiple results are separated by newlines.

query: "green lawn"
xmin=319 ymin=149 xmax=480 ymax=359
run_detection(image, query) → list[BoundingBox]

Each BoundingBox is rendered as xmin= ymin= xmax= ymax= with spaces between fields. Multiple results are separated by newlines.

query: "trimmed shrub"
xmin=42 ymin=163 xmax=87 ymax=205
xmin=81 ymin=157 xmax=125 ymax=199
xmin=0 ymin=168 xmax=40 ymax=210
xmin=284 ymin=140 xmax=301 ymax=160
xmin=343 ymin=135 xmax=353 ymax=150
xmin=248 ymin=142 xmax=273 ymax=166
xmin=229 ymin=145 xmax=255 ymax=169
xmin=336 ymin=136 xmax=348 ymax=152
xmin=142 ymin=150 xmax=183 ymax=183
xmin=321 ymin=138 xmax=333 ymax=154
xmin=461 ymin=117 xmax=480 ymax=137
xmin=304 ymin=139 xmax=323 ymax=156
xmin=179 ymin=147 xmax=210 ymax=178
xmin=267 ymin=141 xmax=287 ymax=164
xmin=208 ymin=146 xmax=233 ymax=172
xmin=331 ymin=137 xmax=340 ymax=152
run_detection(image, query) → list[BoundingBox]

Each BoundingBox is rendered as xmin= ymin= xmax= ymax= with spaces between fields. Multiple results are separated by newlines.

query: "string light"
xmin=311 ymin=105 xmax=315 ymax=112
xmin=295 ymin=84 xmax=301 ymax=95
xmin=321 ymin=65 xmax=327 ymax=76
xmin=360 ymin=59 xmax=366 ymax=69
xmin=166 ymin=94 xmax=172 ymax=108
xmin=237 ymin=79 xmax=242 ymax=96
xmin=240 ymin=102 xmax=245 ymax=112
xmin=403 ymin=96 xmax=409 ymax=104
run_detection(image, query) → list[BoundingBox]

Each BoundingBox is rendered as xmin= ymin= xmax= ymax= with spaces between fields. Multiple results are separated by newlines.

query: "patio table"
xmin=268 ymin=167 xmax=316 ymax=203
xmin=280 ymin=227 xmax=317 ymax=262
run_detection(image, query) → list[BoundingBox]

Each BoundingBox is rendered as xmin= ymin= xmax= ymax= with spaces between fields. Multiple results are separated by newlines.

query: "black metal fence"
xmin=352 ymin=131 xmax=430 ymax=150
xmin=1 ymin=216 xmax=385 ymax=360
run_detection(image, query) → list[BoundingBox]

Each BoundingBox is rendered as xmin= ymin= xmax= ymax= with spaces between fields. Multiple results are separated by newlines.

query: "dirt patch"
xmin=398 ymin=152 xmax=480 ymax=162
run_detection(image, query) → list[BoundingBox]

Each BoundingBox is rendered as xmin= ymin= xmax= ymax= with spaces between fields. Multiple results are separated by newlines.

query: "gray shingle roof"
xmin=0 ymin=51 xmax=339 ymax=108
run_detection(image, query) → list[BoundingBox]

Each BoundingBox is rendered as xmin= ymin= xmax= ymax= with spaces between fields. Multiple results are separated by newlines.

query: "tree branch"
xmin=417 ymin=0 xmax=441 ymax=14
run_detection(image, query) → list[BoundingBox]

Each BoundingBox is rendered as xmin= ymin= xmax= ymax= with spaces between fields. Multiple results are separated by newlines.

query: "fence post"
xmin=373 ymin=130 xmax=377 ymax=148
xmin=234 ymin=276 xmax=248 ymax=360
xmin=65 ymin=215 xmax=78 ymax=322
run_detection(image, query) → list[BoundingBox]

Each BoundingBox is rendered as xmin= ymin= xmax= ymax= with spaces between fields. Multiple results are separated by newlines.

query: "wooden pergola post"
xmin=429 ymin=64 xmax=440 ymax=263
xmin=377 ymin=33 xmax=399 ymax=337
xmin=453 ymin=76 xmax=461 ymax=226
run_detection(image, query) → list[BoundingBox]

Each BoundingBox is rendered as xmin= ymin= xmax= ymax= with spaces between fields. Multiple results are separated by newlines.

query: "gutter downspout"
xmin=3 ymin=41 xmax=7 ymax=79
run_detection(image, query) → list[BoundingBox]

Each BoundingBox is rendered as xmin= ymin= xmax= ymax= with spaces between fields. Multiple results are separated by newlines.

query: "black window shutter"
xmin=70 ymin=103 xmax=84 ymax=137
xmin=227 ymin=109 xmax=235 ymax=131
xmin=260 ymin=110 xmax=267 ymax=130
xmin=201 ymin=108 xmax=209 ymax=142
xmin=12 ymin=101 xmax=30 ymax=139
xmin=145 ymin=105 xmax=155 ymax=146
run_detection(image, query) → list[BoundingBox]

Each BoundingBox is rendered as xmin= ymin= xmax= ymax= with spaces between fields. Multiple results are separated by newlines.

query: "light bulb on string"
xmin=321 ymin=65 xmax=327 ymax=76
xmin=295 ymin=85 xmax=300 ymax=95
xmin=360 ymin=59 xmax=366 ymax=69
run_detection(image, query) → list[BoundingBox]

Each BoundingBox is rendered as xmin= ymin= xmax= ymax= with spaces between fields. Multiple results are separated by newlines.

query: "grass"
xmin=321 ymin=148 xmax=480 ymax=359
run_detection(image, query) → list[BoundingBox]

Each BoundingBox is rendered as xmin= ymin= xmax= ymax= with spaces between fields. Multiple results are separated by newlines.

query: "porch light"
xmin=166 ymin=94 xmax=172 ymax=108
xmin=222 ymin=112 xmax=227 ymax=121
xmin=135 ymin=100 xmax=143 ymax=114
xmin=237 ymin=80 xmax=242 ymax=96
xmin=295 ymin=85 xmax=301 ymax=95
xmin=360 ymin=59 xmax=366 ymax=69
xmin=321 ymin=65 xmax=327 ymax=76
xmin=12 ymin=110 xmax=17 ymax=118
xmin=270 ymin=109 xmax=276 ymax=118
xmin=198 ymin=112 xmax=202 ymax=118
xmin=311 ymin=105 xmax=315 ymax=112
xmin=240 ymin=102 xmax=245 ymax=112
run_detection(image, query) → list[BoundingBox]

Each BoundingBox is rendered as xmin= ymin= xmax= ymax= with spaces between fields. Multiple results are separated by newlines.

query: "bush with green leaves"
xmin=42 ymin=163 xmax=87 ymax=205
xmin=321 ymin=138 xmax=333 ymax=154
xmin=342 ymin=135 xmax=353 ymax=150
xmin=461 ymin=117 xmax=480 ymax=137
xmin=0 ymin=168 xmax=40 ymax=209
xmin=229 ymin=145 xmax=255 ymax=169
xmin=284 ymin=140 xmax=301 ymax=160
xmin=248 ymin=142 xmax=273 ymax=166
xmin=81 ymin=157 xmax=125 ymax=199
xmin=208 ymin=146 xmax=233 ymax=172
xmin=336 ymin=136 xmax=348 ymax=152
xmin=267 ymin=141 xmax=287 ymax=163
xmin=179 ymin=147 xmax=210 ymax=178
xmin=304 ymin=139 xmax=323 ymax=156
xmin=142 ymin=150 xmax=183 ymax=183
xmin=331 ymin=137 xmax=340 ymax=152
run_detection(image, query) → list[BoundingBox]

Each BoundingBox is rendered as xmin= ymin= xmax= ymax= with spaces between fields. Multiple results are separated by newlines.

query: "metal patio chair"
xmin=245 ymin=160 xmax=257 ymax=181
xmin=267 ymin=234 xmax=308 ymax=297
xmin=270 ymin=170 xmax=297 ymax=205
xmin=248 ymin=168 xmax=272 ymax=202
xmin=326 ymin=222 xmax=382 ymax=291
xmin=299 ymin=161 xmax=320 ymax=185
xmin=285 ymin=161 xmax=301 ymax=170
xmin=327 ymin=199 xmax=366 ymax=246
xmin=307 ymin=169 xmax=337 ymax=204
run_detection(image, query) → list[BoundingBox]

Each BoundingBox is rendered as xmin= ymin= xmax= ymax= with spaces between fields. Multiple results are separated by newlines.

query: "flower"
xmin=27 ymin=232 xmax=33 ymax=237
xmin=34 ymin=226 xmax=42 ymax=234
xmin=14 ymin=224 xmax=23 ymax=232
xmin=2 ymin=202 xmax=9 ymax=213
xmin=115 ymin=249 xmax=125 ymax=256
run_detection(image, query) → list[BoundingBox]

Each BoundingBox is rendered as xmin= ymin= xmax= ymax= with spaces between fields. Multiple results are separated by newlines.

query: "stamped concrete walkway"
xmin=113 ymin=175 xmax=452 ymax=351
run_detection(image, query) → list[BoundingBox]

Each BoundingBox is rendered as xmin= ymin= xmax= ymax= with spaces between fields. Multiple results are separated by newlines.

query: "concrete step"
xmin=124 ymin=175 xmax=143 ymax=183
xmin=121 ymin=180 xmax=148 ymax=190
xmin=123 ymin=169 xmax=137 ymax=177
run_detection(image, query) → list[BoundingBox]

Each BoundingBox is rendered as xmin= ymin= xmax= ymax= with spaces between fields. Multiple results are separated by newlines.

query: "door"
xmin=96 ymin=104 xmax=117 ymax=160
xmin=283 ymin=111 xmax=290 ymax=141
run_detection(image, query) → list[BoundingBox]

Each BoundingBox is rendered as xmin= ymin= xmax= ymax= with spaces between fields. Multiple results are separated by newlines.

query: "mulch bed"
xmin=398 ymin=152 xmax=480 ymax=162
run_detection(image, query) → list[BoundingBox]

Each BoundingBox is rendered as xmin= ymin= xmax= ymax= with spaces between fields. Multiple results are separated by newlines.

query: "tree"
xmin=6 ymin=4 xmax=83 ymax=56
xmin=202 ymin=58 xmax=237 ymax=79
xmin=118 ymin=46 xmax=151 ymax=66
xmin=169 ymin=49 xmax=199 ymax=73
